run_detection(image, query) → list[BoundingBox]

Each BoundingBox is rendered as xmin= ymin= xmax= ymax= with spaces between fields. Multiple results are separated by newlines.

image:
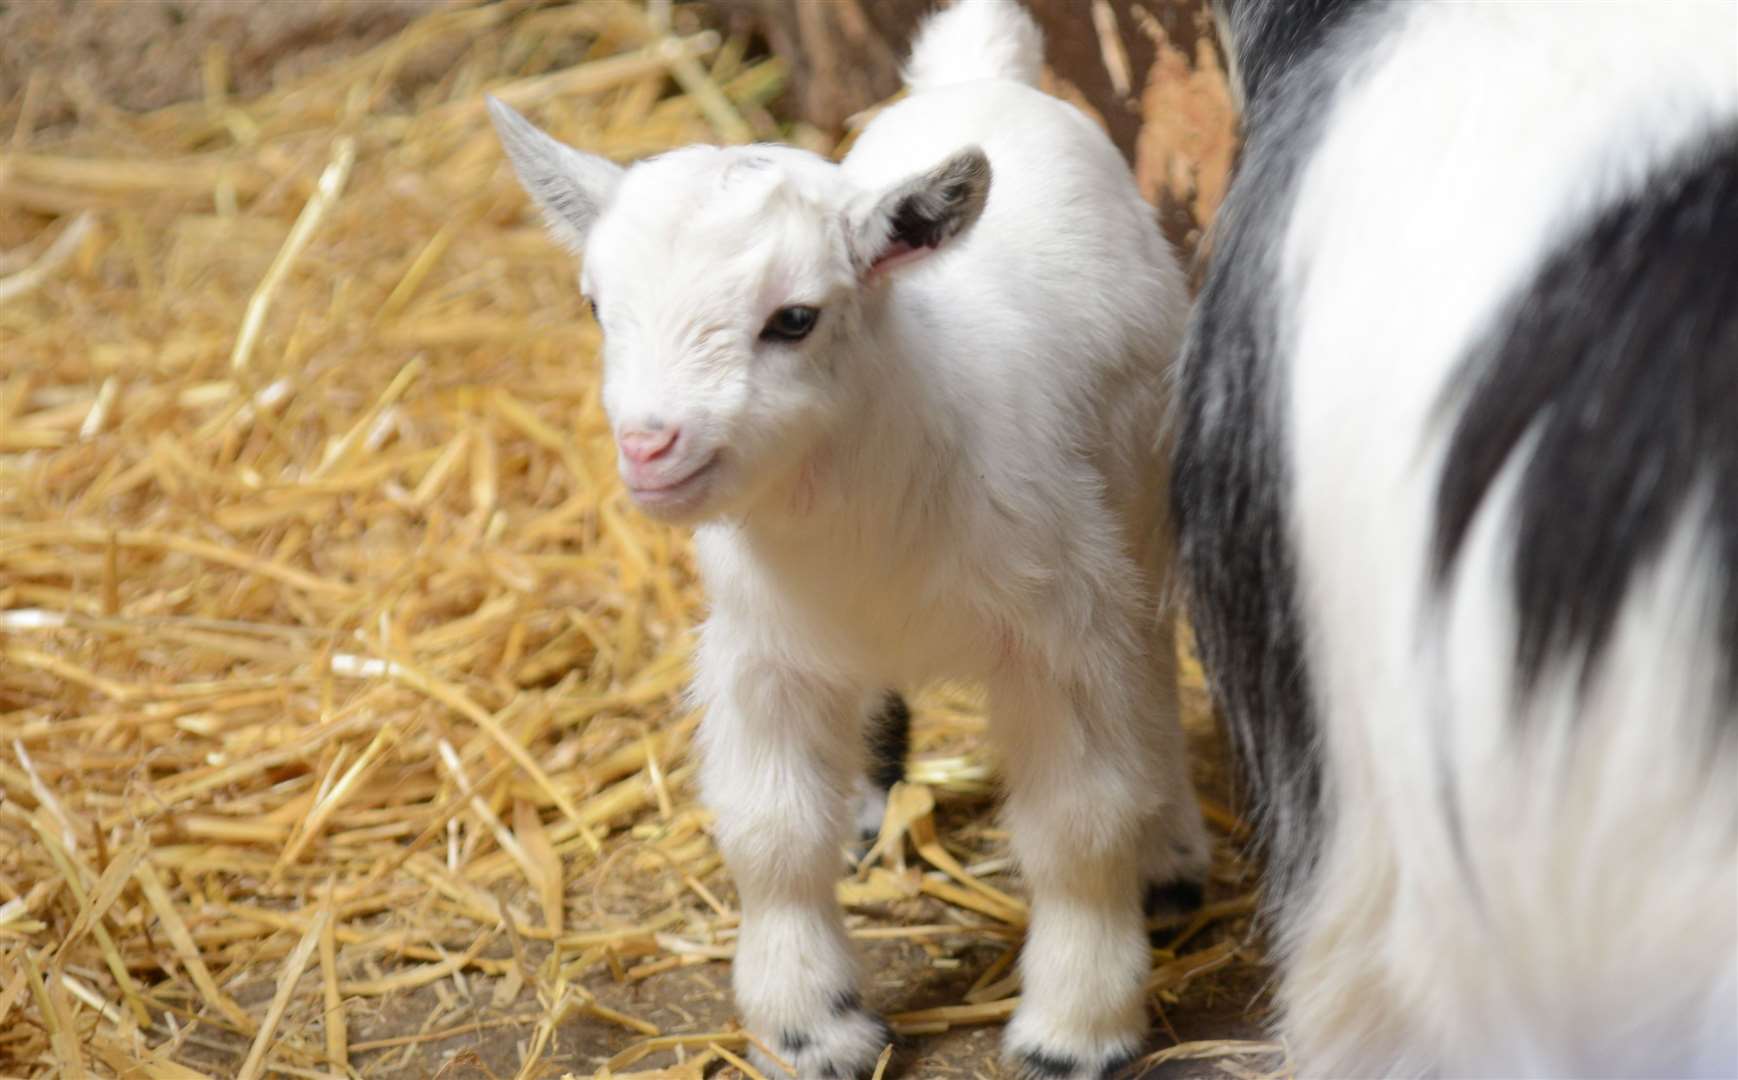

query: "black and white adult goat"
xmin=491 ymin=2 xmax=1206 ymax=1077
xmin=1176 ymin=2 xmax=1738 ymax=1076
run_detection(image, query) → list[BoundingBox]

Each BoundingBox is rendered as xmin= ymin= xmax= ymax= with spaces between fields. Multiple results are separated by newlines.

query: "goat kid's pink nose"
xmin=618 ymin=426 xmax=679 ymax=465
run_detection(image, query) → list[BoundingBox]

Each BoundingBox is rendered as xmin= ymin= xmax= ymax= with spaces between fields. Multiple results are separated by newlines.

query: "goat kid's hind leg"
xmin=991 ymin=662 xmax=1166 ymax=1080
xmin=851 ymin=691 xmax=911 ymax=844
xmin=1136 ymin=616 xmax=1211 ymax=931
xmin=698 ymin=665 xmax=893 ymax=1080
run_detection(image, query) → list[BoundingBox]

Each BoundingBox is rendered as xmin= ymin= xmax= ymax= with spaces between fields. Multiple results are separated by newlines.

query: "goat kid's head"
xmin=489 ymin=97 xmax=990 ymax=524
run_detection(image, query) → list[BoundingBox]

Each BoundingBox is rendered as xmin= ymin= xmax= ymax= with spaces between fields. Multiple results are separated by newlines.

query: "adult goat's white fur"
xmin=1177 ymin=3 xmax=1738 ymax=1076
xmin=490 ymin=1 xmax=1205 ymax=1077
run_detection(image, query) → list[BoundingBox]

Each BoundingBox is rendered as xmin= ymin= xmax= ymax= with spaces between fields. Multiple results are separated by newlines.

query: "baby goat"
xmin=491 ymin=1 xmax=1205 ymax=1077
xmin=1176 ymin=2 xmax=1738 ymax=1076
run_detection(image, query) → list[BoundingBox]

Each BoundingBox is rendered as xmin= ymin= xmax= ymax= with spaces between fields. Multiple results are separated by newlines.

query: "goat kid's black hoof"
xmin=1144 ymin=875 xmax=1207 ymax=946
xmin=749 ymin=993 xmax=896 ymax=1080
xmin=1012 ymin=1044 xmax=1141 ymax=1080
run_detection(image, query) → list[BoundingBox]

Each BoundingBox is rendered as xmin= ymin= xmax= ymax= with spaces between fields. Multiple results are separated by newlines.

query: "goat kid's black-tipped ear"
xmin=852 ymin=146 xmax=992 ymax=278
xmin=487 ymin=95 xmax=624 ymax=253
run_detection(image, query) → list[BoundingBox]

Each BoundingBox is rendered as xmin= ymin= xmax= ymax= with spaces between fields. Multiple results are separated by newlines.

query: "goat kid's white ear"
xmin=488 ymin=96 xmax=623 ymax=253
xmin=850 ymin=146 xmax=992 ymax=278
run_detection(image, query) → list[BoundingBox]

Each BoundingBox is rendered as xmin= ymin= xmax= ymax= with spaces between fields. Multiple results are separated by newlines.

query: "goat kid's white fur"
xmin=490 ymin=1 xmax=1205 ymax=1077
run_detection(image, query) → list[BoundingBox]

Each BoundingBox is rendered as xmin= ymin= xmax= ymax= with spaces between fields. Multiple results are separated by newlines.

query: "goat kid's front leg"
xmin=698 ymin=663 xmax=892 ymax=1080
xmin=991 ymin=659 xmax=1174 ymax=1080
xmin=1135 ymin=616 xmax=1212 ymax=930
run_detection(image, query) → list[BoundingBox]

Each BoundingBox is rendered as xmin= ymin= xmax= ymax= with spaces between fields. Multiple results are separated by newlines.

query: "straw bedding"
xmin=0 ymin=3 xmax=1274 ymax=1076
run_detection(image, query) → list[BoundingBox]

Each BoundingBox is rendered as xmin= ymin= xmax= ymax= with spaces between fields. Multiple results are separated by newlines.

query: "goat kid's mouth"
xmin=625 ymin=453 xmax=721 ymax=512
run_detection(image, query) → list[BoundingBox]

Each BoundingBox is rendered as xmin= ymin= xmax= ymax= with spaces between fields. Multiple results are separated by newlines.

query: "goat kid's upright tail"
xmin=904 ymin=0 xmax=1043 ymax=93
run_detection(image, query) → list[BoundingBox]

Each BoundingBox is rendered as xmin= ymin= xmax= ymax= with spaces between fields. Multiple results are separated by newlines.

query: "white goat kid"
xmin=491 ymin=2 xmax=1205 ymax=1077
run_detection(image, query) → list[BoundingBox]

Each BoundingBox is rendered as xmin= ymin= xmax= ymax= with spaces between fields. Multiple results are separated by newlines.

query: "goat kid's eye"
xmin=586 ymin=297 xmax=601 ymax=323
xmin=760 ymin=305 xmax=820 ymax=342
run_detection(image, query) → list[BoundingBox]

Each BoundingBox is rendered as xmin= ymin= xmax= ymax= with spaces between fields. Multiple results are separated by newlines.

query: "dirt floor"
xmin=0 ymin=4 xmax=1267 ymax=1078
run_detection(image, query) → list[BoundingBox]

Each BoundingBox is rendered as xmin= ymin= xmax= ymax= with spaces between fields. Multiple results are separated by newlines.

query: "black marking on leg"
xmin=829 ymin=988 xmax=863 ymax=1017
xmin=865 ymin=691 xmax=911 ymax=793
xmin=1020 ymin=1049 xmax=1082 ymax=1079
xmin=1098 ymin=1048 xmax=1140 ymax=1080
xmin=1144 ymin=877 xmax=1205 ymax=918
xmin=779 ymin=1030 xmax=811 ymax=1056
